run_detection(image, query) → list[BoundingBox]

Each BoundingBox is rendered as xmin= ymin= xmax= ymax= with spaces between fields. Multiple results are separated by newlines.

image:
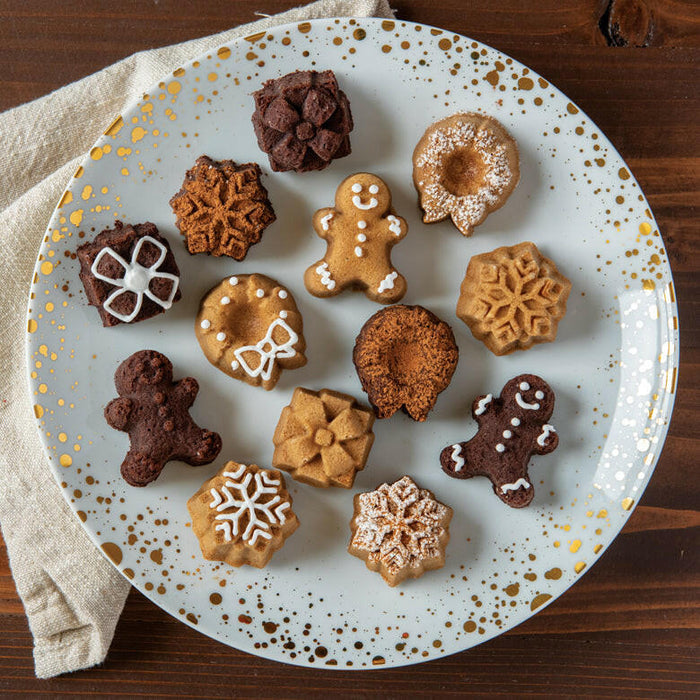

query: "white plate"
xmin=26 ymin=18 xmax=679 ymax=669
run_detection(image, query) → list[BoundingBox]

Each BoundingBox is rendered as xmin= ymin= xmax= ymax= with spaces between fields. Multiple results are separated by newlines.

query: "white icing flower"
xmin=90 ymin=235 xmax=179 ymax=323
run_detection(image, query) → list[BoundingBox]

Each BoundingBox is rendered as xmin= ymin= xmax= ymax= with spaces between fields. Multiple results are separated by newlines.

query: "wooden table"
xmin=1 ymin=1 xmax=697 ymax=696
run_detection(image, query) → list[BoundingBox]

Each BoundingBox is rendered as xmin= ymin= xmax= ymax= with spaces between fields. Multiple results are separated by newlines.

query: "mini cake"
xmin=304 ymin=173 xmax=408 ymax=304
xmin=412 ymin=112 xmax=519 ymax=236
xmin=169 ymin=155 xmax=276 ymax=260
xmin=457 ymin=241 xmax=571 ymax=355
xmin=195 ymin=274 xmax=306 ymax=391
xmin=272 ymin=387 xmax=375 ymax=488
xmin=348 ymin=476 xmax=452 ymax=586
xmin=353 ymin=305 xmax=459 ymax=421
xmin=252 ymin=69 xmax=353 ymax=172
xmin=188 ymin=461 xmax=299 ymax=568
xmin=104 ymin=350 xmax=222 ymax=487
xmin=77 ymin=221 xmax=181 ymax=327
xmin=440 ymin=374 xmax=558 ymax=508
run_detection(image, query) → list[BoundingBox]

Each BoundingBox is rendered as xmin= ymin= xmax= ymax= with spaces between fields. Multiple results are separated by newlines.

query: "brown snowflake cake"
xmin=412 ymin=112 xmax=519 ymax=236
xmin=272 ymin=387 xmax=375 ymax=488
xmin=252 ymin=70 xmax=353 ymax=173
xmin=348 ymin=476 xmax=452 ymax=587
xmin=457 ymin=241 xmax=571 ymax=355
xmin=169 ymin=155 xmax=276 ymax=260
xmin=188 ymin=461 xmax=299 ymax=568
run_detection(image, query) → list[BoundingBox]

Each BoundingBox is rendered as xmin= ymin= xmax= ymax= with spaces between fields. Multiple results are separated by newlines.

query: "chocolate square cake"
xmin=76 ymin=221 xmax=182 ymax=327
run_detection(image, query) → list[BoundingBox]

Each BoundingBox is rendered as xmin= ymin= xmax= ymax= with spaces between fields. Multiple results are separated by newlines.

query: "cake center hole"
xmin=220 ymin=313 xmax=266 ymax=344
xmin=441 ymin=148 xmax=486 ymax=197
xmin=387 ymin=341 xmax=424 ymax=385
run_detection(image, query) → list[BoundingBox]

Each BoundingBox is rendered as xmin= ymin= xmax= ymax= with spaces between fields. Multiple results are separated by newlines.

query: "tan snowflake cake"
xmin=272 ymin=387 xmax=375 ymax=488
xmin=413 ymin=112 xmax=519 ymax=236
xmin=457 ymin=241 xmax=571 ymax=355
xmin=348 ymin=476 xmax=452 ymax=587
xmin=187 ymin=461 xmax=299 ymax=568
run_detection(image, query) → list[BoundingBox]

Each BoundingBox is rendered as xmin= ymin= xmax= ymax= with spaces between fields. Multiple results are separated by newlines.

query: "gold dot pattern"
xmin=25 ymin=18 xmax=678 ymax=669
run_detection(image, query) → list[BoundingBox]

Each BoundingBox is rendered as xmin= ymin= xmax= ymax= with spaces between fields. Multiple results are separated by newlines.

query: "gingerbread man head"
xmin=334 ymin=173 xmax=393 ymax=221
xmin=499 ymin=375 xmax=556 ymax=425
xmin=440 ymin=373 xmax=558 ymax=508
xmin=114 ymin=349 xmax=173 ymax=394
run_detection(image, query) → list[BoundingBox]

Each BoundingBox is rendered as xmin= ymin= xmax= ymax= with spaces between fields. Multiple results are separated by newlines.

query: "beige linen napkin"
xmin=0 ymin=0 xmax=392 ymax=679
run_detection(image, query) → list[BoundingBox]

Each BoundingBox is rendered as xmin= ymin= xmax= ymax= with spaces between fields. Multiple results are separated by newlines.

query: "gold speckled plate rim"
xmin=25 ymin=17 xmax=680 ymax=669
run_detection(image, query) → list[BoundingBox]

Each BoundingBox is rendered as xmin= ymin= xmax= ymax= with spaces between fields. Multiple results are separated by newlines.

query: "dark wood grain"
xmin=1 ymin=0 xmax=698 ymax=696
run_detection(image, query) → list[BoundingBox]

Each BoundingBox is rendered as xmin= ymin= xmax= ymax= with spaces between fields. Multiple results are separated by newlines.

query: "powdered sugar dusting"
xmin=350 ymin=476 xmax=450 ymax=576
xmin=414 ymin=115 xmax=517 ymax=235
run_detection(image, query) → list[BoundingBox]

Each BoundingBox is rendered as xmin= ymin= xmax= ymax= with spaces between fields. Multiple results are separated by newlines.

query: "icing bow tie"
xmin=234 ymin=317 xmax=298 ymax=381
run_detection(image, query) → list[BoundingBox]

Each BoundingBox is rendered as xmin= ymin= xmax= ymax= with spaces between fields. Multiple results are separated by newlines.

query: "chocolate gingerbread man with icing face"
xmin=105 ymin=350 xmax=222 ymax=487
xmin=304 ymin=173 xmax=408 ymax=304
xmin=440 ymin=374 xmax=558 ymax=508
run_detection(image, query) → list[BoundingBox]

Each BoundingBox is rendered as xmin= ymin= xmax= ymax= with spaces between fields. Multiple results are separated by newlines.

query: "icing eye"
xmin=368 ymin=184 xmax=379 ymax=194
xmin=519 ymin=382 xmax=530 ymax=391
xmin=351 ymin=183 xmax=362 ymax=193
xmin=535 ymin=390 xmax=544 ymax=399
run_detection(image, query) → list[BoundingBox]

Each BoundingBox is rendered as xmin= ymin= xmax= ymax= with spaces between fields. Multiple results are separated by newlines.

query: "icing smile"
xmin=515 ymin=381 xmax=545 ymax=410
xmin=352 ymin=195 xmax=378 ymax=210
xmin=515 ymin=392 xmax=540 ymax=410
xmin=351 ymin=181 xmax=380 ymax=210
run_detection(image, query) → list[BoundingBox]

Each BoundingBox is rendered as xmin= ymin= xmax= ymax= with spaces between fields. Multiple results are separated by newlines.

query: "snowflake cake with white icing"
xmin=348 ymin=475 xmax=452 ymax=586
xmin=188 ymin=461 xmax=299 ymax=568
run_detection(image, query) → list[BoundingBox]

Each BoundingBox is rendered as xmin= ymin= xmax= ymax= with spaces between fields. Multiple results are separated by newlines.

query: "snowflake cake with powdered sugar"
xmin=348 ymin=475 xmax=452 ymax=586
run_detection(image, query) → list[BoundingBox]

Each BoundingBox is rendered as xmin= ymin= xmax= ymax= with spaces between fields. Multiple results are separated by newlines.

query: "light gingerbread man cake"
xmin=304 ymin=173 xmax=408 ymax=304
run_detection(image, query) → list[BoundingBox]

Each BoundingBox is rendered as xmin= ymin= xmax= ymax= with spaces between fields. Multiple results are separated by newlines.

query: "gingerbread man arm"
xmin=533 ymin=424 xmax=558 ymax=455
xmin=471 ymin=393 xmax=495 ymax=422
xmin=384 ymin=213 xmax=408 ymax=242
xmin=174 ymin=377 xmax=199 ymax=408
xmin=104 ymin=397 xmax=134 ymax=432
xmin=440 ymin=441 xmax=477 ymax=479
xmin=312 ymin=208 xmax=336 ymax=240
